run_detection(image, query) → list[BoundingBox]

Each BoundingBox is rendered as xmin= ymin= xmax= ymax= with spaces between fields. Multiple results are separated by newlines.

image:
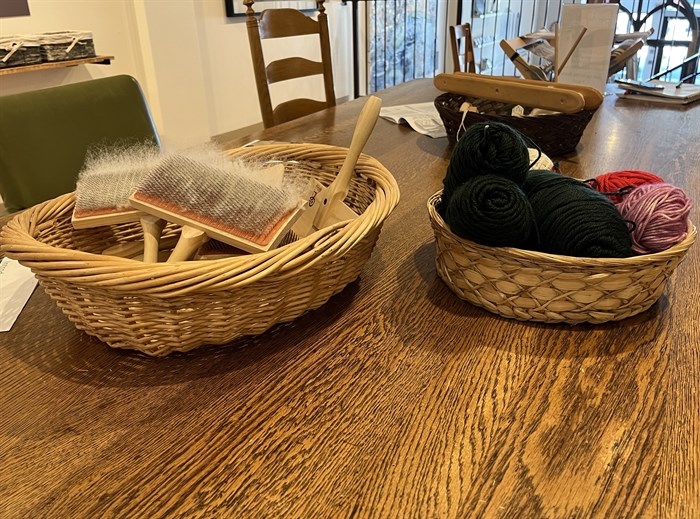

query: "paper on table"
xmin=0 ymin=257 xmax=38 ymax=332
xmin=379 ymin=102 xmax=447 ymax=138
xmin=558 ymin=4 xmax=618 ymax=94
xmin=616 ymin=80 xmax=700 ymax=105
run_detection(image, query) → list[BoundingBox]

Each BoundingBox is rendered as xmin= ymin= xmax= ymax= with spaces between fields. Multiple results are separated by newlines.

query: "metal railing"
xmin=366 ymin=0 xmax=442 ymax=93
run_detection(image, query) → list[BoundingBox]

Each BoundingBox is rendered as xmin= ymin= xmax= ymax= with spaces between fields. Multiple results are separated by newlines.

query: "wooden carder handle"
xmin=454 ymin=72 xmax=603 ymax=110
xmin=434 ymin=73 xmax=586 ymax=113
xmin=314 ymin=94 xmax=382 ymax=228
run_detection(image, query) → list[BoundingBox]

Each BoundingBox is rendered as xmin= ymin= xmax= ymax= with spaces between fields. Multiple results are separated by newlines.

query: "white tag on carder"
xmin=304 ymin=178 xmax=326 ymax=209
xmin=0 ymin=257 xmax=38 ymax=332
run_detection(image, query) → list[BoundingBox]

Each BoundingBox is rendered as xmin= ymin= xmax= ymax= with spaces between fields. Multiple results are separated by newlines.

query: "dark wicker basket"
xmin=0 ymin=37 xmax=41 ymax=68
xmin=434 ymin=92 xmax=597 ymax=157
xmin=37 ymin=31 xmax=96 ymax=62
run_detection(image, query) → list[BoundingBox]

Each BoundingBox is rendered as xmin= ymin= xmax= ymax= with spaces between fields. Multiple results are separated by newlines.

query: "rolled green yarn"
xmin=444 ymin=174 xmax=536 ymax=248
xmin=441 ymin=122 xmax=531 ymax=214
xmin=522 ymin=170 xmax=633 ymax=258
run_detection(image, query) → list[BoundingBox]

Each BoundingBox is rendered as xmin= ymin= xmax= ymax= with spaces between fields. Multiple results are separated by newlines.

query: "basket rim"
xmin=427 ymin=190 xmax=696 ymax=266
xmin=0 ymin=143 xmax=400 ymax=296
xmin=433 ymin=91 xmax=599 ymax=119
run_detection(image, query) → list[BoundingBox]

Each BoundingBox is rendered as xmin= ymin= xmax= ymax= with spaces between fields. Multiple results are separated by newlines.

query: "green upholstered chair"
xmin=0 ymin=75 xmax=160 ymax=213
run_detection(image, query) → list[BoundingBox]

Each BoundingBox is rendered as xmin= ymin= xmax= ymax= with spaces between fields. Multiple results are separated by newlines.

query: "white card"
xmin=0 ymin=257 xmax=38 ymax=332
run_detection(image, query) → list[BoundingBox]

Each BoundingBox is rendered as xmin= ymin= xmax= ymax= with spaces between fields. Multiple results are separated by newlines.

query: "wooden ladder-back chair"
xmin=449 ymin=23 xmax=476 ymax=73
xmin=245 ymin=0 xmax=335 ymax=129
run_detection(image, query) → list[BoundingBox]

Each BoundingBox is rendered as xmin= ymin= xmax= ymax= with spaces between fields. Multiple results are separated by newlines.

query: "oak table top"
xmin=1 ymin=79 xmax=698 ymax=518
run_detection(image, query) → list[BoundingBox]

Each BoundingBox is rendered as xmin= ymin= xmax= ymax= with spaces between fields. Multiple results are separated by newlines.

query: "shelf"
xmin=0 ymin=55 xmax=114 ymax=76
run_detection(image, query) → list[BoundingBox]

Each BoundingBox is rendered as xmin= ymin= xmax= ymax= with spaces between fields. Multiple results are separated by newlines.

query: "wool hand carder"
xmin=129 ymin=155 xmax=310 ymax=260
xmin=71 ymin=144 xmax=166 ymax=262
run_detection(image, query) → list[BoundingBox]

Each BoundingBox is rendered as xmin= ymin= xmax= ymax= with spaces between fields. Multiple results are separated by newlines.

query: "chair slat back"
xmin=450 ymin=23 xmax=476 ymax=73
xmin=245 ymin=0 xmax=335 ymax=128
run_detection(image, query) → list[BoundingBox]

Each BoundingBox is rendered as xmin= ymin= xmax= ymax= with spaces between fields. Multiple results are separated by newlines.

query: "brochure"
xmin=379 ymin=102 xmax=447 ymax=138
xmin=0 ymin=257 xmax=37 ymax=332
xmin=616 ymin=80 xmax=700 ymax=105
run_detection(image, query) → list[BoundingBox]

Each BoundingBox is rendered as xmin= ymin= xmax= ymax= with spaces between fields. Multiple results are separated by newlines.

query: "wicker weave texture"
xmin=1 ymin=144 xmax=400 ymax=356
xmin=434 ymin=92 xmax=596 ymax=157
xmin=37 ymin=31 xmax=96 ymax=62
xmin=0 ymin=42 xmax=41 ymax=68
xmin=41 ymin=40 xmax=96 ymax=62
xmin=428 ymin=192 xmax=696 ymax=324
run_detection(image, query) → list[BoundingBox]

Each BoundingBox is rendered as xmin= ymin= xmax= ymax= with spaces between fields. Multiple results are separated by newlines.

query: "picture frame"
xmin=225 ymin=0 xmax=318 ymax=17
xmin=0 ymin=0 xmax=30 ymax=18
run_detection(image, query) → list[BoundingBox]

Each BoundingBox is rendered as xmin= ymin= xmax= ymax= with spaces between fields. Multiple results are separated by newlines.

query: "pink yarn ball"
xmin=616 ymin=183 xmax=692 ymax=254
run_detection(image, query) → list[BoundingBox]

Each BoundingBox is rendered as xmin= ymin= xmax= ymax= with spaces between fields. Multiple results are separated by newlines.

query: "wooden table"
xmin=1 ymin=80 xmax=698 ymax=518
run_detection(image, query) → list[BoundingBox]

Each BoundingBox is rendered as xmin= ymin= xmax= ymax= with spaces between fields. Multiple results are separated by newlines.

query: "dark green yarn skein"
xmin=445 ymin=174 xmax=536 ymax=248
xmin=441 ymin=121 xmax=531 ymax=215
xmin=522 ymin=170 xmax=633 ymax=258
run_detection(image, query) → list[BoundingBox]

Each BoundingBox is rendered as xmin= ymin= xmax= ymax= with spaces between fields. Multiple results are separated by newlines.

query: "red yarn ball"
xmin=588 ymin=170 xmax=664 ymax=203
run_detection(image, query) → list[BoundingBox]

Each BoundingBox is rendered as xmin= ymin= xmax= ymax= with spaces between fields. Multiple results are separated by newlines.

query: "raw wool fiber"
xmin=444 ymin=174 xmax=535 ymax=248
xmin=74 ymin=142 xmax=292 ymax=217
xmin=617 ymin=182 xmax=692 ymax=254
xmin=440 ymin=121 xmax=531 ymax=214
xmin=175 ymin=141 xmax=287 ymax=189
xmin=74 ymin=143 xmax=162 ymax=215
xmin=523 ymin=169 xmax=633 ymax=258
xmin=132 ymin=154 xmax=311 ymax=246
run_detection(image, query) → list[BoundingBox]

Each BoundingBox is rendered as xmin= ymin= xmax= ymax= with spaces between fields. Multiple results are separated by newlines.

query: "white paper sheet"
xmin=558 ymin=4 xmax=619 ymax=94
xmin=379 ymin=103 xmax=447 ymax=138
xmin=0 ymin=257 xmax=38 ymax=332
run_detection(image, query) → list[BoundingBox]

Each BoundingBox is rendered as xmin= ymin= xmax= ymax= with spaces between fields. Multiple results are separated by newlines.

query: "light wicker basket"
xmin=428 ymin=191 xmax=696 ymax=324
xmin=0 ymin=144 xmax=399 ymax=356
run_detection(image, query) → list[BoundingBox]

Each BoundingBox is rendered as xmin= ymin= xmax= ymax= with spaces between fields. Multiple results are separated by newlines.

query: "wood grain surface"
xmin=1 ymin=80 xmax=698 ymax=518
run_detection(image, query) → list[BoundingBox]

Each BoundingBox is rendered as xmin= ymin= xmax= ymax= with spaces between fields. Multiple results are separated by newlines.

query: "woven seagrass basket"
xmin=434 ymin=92 xmax=597 ymax=157
xmin=427 ymin=191 xmax=696 ymax=324
xmin=0 ymin=144 xmax=399 ymax=356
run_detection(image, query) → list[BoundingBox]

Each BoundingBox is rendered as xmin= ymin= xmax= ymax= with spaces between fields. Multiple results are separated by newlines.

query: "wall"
xmin=0 ymin=1 xmax=146 ymax=92
xmin=0 ymin=0 xmax=354 ymax=149
xmin=194 ymin=0 xmax=353 ymax=142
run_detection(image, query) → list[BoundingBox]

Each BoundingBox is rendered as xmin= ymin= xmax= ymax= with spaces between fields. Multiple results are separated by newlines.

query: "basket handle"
xmin=434 ymin=73 xmax=586 ymax=113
